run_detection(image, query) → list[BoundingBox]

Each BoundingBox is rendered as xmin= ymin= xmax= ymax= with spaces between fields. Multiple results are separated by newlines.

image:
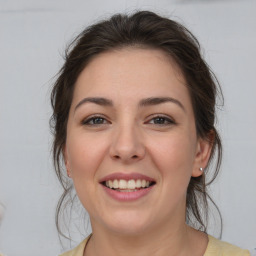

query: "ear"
xmin=192 ymin=132 xmax=214 ymax=178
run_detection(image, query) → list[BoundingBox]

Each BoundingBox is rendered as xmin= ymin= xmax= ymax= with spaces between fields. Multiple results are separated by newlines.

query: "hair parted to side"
xmin=50 ymin=10 xmax=223 ymax=239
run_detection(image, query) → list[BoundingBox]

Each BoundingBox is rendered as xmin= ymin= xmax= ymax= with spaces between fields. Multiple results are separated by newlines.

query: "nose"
xmin=109 ymin=124 xmax=146 ymax=164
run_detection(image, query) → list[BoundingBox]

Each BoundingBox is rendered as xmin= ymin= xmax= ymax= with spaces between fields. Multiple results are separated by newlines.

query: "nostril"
xmin=113 ymin=154 xmax=139 ymax=160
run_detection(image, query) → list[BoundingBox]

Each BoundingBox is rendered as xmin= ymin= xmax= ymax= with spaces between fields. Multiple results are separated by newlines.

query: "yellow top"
xmin=59 ymin=235 xmax=250 ymax=256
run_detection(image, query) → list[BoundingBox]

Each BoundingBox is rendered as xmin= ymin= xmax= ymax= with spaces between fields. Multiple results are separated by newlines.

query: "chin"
xmin=108 ymin=223 xmax=150 ymax=236
xmin=102 ymin=211 xmax=154 ymax=236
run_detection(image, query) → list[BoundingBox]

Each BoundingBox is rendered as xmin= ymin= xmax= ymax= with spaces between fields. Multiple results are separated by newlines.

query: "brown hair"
xmin=50 ymin=10 xmax=223 ymax=239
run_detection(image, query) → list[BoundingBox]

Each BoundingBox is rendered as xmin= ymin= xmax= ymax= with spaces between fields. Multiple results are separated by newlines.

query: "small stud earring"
xmin=199 ymin=167 xmax=203 ymax=172
xmin=67 ymin=171 xmax=71 ymax=178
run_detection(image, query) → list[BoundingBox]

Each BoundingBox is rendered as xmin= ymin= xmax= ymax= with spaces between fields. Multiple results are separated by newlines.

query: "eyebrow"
xmin=74 ymin=96 xmax=185 ymax=112
xmin=75 ymin=97 xmax=113 ymax=111
xmin=138 ymin=97 xmax=185 ymax=111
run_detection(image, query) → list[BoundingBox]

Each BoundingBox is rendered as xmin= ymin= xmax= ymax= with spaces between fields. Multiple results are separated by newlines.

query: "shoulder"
xmin=59 ymin=236 xmax=91 ymax=256
xmin=205 ymin=235 xmax=251 ymax=256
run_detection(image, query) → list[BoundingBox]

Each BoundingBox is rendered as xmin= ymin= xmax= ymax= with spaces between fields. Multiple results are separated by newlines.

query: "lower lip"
xmin=101 ymin=184 xmax=154 ymax=201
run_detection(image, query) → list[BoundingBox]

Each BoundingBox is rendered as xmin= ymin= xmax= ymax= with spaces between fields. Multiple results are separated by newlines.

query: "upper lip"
xmin=99 ymin=172 xmax=156 ymax=183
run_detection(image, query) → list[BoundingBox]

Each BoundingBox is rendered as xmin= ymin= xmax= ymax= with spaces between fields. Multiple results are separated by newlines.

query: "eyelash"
xmin=147 ymin=115 xmax=176 ymax=126
xmin=81 ymin=115 xmax=176 ymax=126
xmin=82 ymin=115 xmax=108 ymax=126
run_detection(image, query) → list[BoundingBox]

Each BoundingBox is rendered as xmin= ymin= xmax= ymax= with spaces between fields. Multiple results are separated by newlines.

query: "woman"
xmin=50 ymin=11 xmax=250 ymax=256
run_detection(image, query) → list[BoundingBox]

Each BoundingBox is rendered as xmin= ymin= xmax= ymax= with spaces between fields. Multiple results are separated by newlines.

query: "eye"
xmin=82 ymin=115 xmax=109 ymax=126
xmin=147 ymin=115 xmax=175 ymax=126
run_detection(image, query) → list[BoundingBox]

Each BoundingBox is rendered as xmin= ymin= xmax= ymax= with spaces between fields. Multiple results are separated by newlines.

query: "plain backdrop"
xmin=0 ymin=0 xmax=255 ymax=255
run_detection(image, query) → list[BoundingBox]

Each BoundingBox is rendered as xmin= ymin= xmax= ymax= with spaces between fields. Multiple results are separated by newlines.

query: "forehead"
xmin=72 ymin=48 xmax=190 ymax=108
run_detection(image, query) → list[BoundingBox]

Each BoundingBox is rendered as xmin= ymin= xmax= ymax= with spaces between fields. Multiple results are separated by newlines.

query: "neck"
xmin=85 ymin=221 xmax=207 ymax=256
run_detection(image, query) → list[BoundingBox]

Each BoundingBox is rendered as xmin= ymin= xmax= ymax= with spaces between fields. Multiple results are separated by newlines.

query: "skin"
xmin=64 ymin=48 xmax=212 ymax=256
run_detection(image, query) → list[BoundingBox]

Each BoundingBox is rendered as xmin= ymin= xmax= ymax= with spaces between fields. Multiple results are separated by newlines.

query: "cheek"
xmin=66 ymin=132 xmax=111 ymax=214
xmin=147 ymin=132 xmax=197 ymax=184
xmin=67 ymin=132 xmax=109 ymax=174
xmin=66 ymin=132 xmax=109 ymax=200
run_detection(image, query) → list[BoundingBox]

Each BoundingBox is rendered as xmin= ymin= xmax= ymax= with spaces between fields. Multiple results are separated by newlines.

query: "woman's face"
xmin=64 ymin=48 xmax=211 ymax=235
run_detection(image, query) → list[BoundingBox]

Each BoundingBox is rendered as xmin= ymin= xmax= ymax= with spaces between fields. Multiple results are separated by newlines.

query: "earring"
xmin=199 ymin=167 xmax=203 ymax=172
xmin=67 ymin=170 xmax=71 ymax=178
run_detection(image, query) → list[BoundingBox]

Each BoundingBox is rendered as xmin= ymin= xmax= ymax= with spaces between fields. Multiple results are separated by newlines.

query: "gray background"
xmin=0 ymin=0 xmax=255 ymax=255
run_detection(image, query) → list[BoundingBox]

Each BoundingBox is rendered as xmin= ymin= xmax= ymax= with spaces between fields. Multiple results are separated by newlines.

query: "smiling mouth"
xmin=101 ymin=179 xmax=156 ymax=192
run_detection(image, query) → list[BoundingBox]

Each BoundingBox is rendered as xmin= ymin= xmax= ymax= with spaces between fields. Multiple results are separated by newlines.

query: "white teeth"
xmin=117 ymin=189 xmax=138 ymax=192
xmin=104 ymin=179 xmax=153 ymax=190
xmin=113 ymin=179 xmax=118 ymax=189
xmin=136 ymin=179 xmax=141 ymax=188
xmin=119 ymin=179 xmax=127 ymax=189
xmin=127 ymin=180 xmax=136 ymax=189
